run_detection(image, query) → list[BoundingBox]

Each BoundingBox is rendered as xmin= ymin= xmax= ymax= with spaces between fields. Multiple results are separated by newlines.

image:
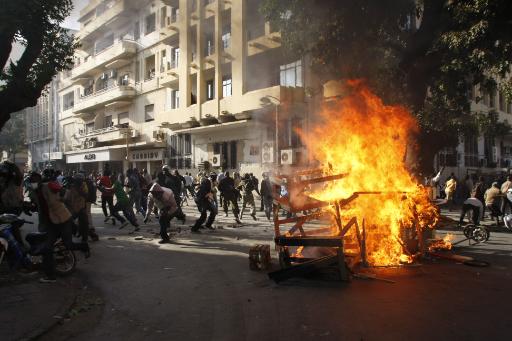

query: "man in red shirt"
xmin=96 ymin=169 xmax=116 ymax=225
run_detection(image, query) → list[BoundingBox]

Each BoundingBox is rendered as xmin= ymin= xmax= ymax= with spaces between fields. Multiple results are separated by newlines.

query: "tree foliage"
xmin=0 ymin=0 xmax=78 ymax=131
xmin=261 ymin=0 xmax=512 ymax=173
xmin=0 ymin=110 xmax=26 ymax=154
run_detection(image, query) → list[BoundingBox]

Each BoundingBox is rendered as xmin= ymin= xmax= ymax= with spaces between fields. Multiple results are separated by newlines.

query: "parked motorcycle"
xmin=0 ymin=214 xmax=76 ymax=275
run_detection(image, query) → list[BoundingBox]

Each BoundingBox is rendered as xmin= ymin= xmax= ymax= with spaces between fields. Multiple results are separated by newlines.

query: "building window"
xmin=120 ymin=74 xmax=129 ymax=86
xmin=184 ymin=134 xmax=191 ymax=155
xmin=171 ymin=48 xmax=179 ymax=68
xmin=94 ymin=33 xmax=114 ymax=54
xmin=118 ymin=112 xmax=129 ymax=125
xmin=206 ymin=79 xmax=214 ymax=100
xmin=230 ymin=141 xmax=237 ymax=169
xmin=291 ymin=118 xmax=304 ymax=148
xmin=145 ymin=104 xmax=155 ymax=122
xmin=438 ymin=147 xmax=457 ymax=167
xmin=104 ymin=115 xmax=113 ymax=128
xmin=145 ymin=13 xmax=156 ymax=35
xmin=171 ymin=7 xmax=179 ymax=23
xmin=160 ymin=49 xmax=166 ymax=73
xmin=145 ymin=55 xmax=156 ymax=80
xmin=63 ymin=91 xmax=74 ymax=110
xmin=222 ymin=26 xmax=231 ymax=49
xmin=464 ymin=135 xmax=479 ymax=167
xmin=222 ymin=76 xmax=232 ymax=97
xmin=160 ymin=6 xmax=167 ymax=28
xmin=280 ymin=60 xmax=303 ymax=87
xmin=170 ymin=134 xmax=177 ymax=156
xmin=205 ymin=34 xmax=214 ymax=56
xmin=85 ymin=122 xmax=95 ymax=133
xmin=171 ymin=89 xmax=180 ymax=109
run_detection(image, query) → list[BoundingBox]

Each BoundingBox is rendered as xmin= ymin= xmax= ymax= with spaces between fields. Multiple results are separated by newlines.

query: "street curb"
xmin=20 ymin=277 xmax=83 ymax=341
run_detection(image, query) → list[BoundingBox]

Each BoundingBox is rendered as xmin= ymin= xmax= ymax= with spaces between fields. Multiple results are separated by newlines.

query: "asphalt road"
xmin=41 ymin=204 xmax=512 ymax=341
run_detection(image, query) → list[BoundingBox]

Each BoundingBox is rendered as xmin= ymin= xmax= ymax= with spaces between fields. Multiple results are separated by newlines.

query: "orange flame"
xmin=300 ymin=80 xmax=438 ymax=266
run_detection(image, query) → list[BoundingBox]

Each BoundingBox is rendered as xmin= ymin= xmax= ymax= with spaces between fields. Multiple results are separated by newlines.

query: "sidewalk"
xmin=0 ymin=273 xmax=82 ymax=341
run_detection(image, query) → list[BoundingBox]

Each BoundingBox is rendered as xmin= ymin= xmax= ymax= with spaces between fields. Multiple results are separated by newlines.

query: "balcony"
xmin=77 ymin=0 xmax=132 ymax=42
xmin=219 ymin=85 xmax=305 ymax=116
xmin=247 ymin=31 xmax=281 ymax=57
xmin=159 ymin=60 xmax=179 ymax=87
xmin=73 ymin=84 xmax=136 ymax=114
xmin=161 ymin=14 xmax=180 ymax=39
xmin=74 ymin=125 xmax=137 ymax=149
xmin=72 ymin=40 xmax=137 ymax=80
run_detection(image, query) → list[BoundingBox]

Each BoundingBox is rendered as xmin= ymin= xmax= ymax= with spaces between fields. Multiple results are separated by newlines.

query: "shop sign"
xmin=67 ymin=150 xmax=111 ymax=163
xmin=130 ymin=149 xmax=163 ymax=162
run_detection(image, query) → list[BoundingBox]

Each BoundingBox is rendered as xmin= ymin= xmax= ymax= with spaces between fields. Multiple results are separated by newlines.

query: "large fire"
xmin=300 ymin=80 xmax=439 ymax=266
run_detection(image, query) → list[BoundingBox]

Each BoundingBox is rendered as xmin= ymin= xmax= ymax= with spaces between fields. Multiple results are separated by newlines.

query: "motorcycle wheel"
xmin=53 ymin=243 xmax=76 ymax=276
xmin=472 ymin=227 xmax=490 ymax=243
xmin=463 ymin=225 xmax=475 ymax=239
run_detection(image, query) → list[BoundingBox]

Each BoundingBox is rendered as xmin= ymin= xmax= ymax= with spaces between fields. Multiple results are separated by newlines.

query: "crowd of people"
xmin=429 ymin=168 xmax=512 ymax=227
xmin=0 ymin=160 xmax=276 ymax=282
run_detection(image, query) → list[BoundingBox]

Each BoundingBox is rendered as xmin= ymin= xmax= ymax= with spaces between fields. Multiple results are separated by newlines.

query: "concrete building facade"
xmin=435 ymin=83 xmax=512 ymax=181
xmin=57 ymin=0 xmax=307 ymax=176
xmin=24 ymin=78 xmax=66 ymax=170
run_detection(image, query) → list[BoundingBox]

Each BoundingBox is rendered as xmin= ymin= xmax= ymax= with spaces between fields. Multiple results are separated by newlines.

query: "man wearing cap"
xmin=484 ymin=182 xmax=503 ymax=225
xmin=144 ymin=183 xmax=178 ymax=243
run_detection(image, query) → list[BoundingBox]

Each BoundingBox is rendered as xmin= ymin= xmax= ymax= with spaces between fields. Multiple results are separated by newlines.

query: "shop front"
xmin=66 ymin=148 xmax=126 ymax=174
xmin=129 ymin=148 xmax=166 ymax=177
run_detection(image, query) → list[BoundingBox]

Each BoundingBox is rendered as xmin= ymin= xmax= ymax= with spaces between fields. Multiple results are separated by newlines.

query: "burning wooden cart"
xmin=267 ymin=167 xmax=424 ymax=283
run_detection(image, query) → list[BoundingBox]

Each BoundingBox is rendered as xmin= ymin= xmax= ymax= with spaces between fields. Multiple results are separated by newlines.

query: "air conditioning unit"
xmin=280 ymin=149 xmax=295 ymax=165
xmin=492 ymin=146 xmax=498 ymax=163
xmin=153 ymin=130 xmax=166 ymax=141
xmin=211 ymin=154 xmax=221 ymax=167
xmin=262 ymin=141 xmax=274 ymax=163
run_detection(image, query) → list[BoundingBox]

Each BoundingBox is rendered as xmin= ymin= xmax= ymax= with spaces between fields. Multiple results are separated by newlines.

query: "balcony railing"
xmin=77 ymin=0 xmax=127 ymax=41
xmin=71 ymin=40 xmax=137 ymax=80
xmin=73 ymin=83 xmax=136 ymax=113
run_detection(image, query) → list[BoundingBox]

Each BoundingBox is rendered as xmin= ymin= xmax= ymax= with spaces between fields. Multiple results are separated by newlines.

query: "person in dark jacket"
xmin=260 ymin=172 xmax=274 ymax=221
xmin=218 ymin=171 xmax=241 ymax=224
xmin=472 ymin=176 xmax=486 ymax=219
xmin=191 ymin=173 xmax=217 ymax=232
xmin=238 ymin=173 xmax=257 ymax=220
xmin=161 ymin=166 xmax=186 ymax=224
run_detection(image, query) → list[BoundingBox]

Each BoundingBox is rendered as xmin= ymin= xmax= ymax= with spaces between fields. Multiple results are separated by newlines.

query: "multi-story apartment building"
xmin=59 ymin=0 xmax=307 ymax=176
xmin=24 ymin=78 xmax=64 ymax=170
xmin=436 ymin=83 xmax=512 ymax=180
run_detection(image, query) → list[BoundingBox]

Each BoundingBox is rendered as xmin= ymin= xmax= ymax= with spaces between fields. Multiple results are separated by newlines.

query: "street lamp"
xmin=261 ymin=95 xmax=281 ymax=165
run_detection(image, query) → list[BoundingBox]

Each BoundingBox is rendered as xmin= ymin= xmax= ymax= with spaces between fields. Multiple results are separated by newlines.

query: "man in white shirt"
xmin=459 ymin=197 xmax=483 ymax=226
xmin=183 ymin=172 xmax=194 ymax=197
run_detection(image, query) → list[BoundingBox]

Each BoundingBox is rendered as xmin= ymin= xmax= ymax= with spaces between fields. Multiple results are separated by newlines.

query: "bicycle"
xmin=461 ymin=224 xmax=490 ymax=243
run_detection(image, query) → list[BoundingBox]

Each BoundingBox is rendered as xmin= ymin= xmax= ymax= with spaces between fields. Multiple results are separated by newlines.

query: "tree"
xmin=0 ymin=0 xmax=78 ymax=131
xmin=261 ymin=0 xmax=512 ymax=174
xmin=0 ymin=110 xmax=26 ymax=160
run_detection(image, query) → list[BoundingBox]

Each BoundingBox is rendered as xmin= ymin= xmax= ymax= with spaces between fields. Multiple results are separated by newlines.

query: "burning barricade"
xmin=267 ymin=80 xmax=448 ymax=283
